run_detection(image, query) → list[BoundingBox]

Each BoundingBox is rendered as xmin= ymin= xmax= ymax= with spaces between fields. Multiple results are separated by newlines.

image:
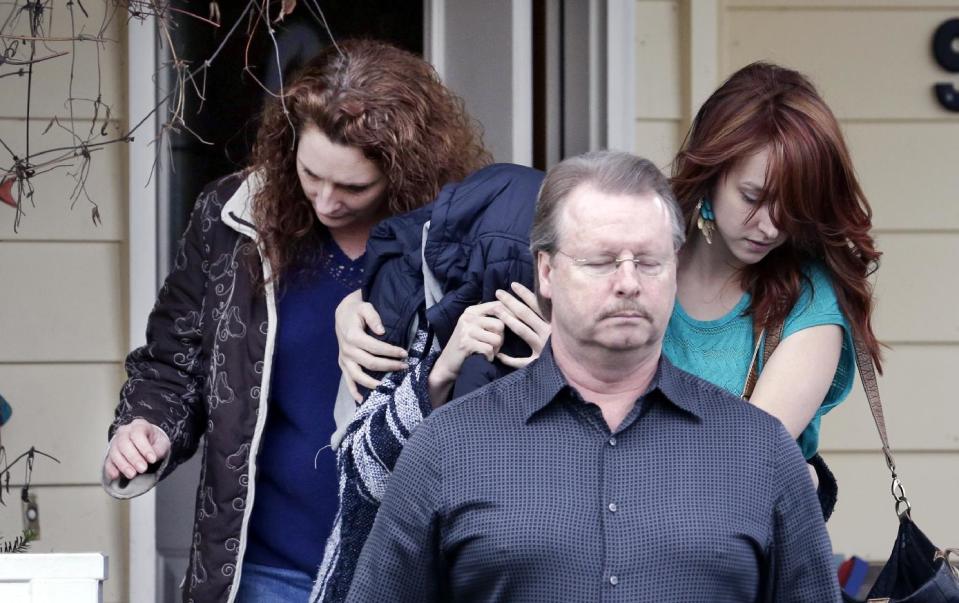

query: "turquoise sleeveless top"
xmin=663 ymin=262 xmax=855 ymax=459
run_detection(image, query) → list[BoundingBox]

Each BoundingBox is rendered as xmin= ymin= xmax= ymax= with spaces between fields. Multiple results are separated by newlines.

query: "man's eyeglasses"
xmin=555 ymin=250 xmax=671 ymax=277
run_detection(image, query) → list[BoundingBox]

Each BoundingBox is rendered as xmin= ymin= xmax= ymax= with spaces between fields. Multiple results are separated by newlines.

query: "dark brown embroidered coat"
xmin=106 ymin=172 xmax=278 ymax=603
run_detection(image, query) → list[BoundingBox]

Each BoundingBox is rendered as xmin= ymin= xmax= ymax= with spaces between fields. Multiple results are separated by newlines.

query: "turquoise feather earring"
xmin=695 ymin=198 xmax=716 ymax=245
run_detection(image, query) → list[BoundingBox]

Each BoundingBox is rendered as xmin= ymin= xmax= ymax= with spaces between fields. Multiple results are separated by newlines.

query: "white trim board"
xmin=426 ymin=0 xmax=446 ymax=79
xmin=126 ymin=12 xmax=158 ymax=603
xmin=512 ymin=0 xmax=533 ymax=166
xmin=606 ymin=0 xmax=636 ymax=153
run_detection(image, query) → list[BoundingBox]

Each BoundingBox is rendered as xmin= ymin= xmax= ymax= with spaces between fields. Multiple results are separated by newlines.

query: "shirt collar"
xmin=522 ymin=341 xmax=705 ymax=422
xmin=655 ymin=356 xmax=705 ymax=419
xmin=522 ymin=342 xmax=570 ymax=422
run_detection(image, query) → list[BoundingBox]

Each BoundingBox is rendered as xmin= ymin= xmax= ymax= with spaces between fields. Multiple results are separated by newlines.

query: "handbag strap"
xmin=742 ymin=319 xmax=783 ymax=400
xmin=852 ymin=337 xmax=912 ymax=518
xmin=744 ymin=319 xmax=911 ymax=518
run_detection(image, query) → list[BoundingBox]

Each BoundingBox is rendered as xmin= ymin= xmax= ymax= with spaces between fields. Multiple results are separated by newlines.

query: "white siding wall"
xmin=634 ymin=0 xmax=686 ymax=169
xmin=0 ymin=3 xmax=128 ymax=601
xmin=632 ymin=0 xmax=959 ymax=560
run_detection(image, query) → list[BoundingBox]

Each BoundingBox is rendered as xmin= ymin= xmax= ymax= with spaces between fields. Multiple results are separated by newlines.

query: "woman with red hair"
xmin=102 ymin=39 xmax=489 ymax=602
xmin=666 ymin=62 xmax=880 ymax=509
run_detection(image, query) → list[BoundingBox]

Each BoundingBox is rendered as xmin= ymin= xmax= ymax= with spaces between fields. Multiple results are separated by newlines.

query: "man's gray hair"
xmin=530 ymin=150 xmax=685 ymax=259
xmin=529 ymin=151 xmax=685 ymax=320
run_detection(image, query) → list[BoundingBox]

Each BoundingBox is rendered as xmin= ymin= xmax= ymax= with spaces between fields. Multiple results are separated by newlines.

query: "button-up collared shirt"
xmin=345 ymin=343 xmax=841 ymax=603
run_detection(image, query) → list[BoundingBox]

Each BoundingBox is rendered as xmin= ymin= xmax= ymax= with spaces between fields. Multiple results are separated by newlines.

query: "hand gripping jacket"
xmin=360 ymin=162 xmax=546 ymax=399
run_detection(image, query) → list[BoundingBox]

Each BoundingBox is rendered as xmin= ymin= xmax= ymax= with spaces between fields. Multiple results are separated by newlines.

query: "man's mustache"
xmin=599 ymin=303 xmax=650 ymax=320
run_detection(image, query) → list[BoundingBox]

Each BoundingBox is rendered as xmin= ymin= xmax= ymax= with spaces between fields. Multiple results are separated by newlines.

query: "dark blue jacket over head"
xmin=362 ymin=163 xmax=544 ymax=398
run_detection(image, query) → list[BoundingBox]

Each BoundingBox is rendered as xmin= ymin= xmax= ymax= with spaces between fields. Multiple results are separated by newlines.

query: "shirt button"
xmin=608 ymin=437 xmax=617 ymax=447
xmin=609 ymin=575 xmax=619 ymax=586
xmin=608 ymin=502 xmax=618 ymax=513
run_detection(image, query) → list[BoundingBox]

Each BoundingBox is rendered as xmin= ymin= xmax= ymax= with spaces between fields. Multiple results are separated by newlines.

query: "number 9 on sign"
xmin=932 ymin=18 xmax=959 ymax=112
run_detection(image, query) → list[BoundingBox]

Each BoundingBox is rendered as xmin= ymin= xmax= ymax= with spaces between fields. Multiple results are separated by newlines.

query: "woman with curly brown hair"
xmin=102 ymin=39 xmax=489 ymax=603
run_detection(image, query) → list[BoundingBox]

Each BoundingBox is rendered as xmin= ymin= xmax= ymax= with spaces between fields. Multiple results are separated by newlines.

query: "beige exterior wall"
xmin=0 ymin=3 xmax=128 ymax=601
xmin=633 ymin=0 xmax=959 ymax=560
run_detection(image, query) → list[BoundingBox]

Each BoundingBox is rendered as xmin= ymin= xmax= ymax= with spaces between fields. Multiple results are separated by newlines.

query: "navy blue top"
xmin=346 ymin=343 xmax=841 ymax=603
xmin=246 ymin=241 xmax=364 ymax=575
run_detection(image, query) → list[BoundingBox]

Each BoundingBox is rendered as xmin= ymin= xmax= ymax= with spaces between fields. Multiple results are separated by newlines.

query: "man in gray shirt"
xmin=345 ymin=151 xmax=841 ymax=602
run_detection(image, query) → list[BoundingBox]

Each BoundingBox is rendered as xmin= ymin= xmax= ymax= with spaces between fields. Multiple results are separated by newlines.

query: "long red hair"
xmin=671 ymin=62 xmax=882 ymax=370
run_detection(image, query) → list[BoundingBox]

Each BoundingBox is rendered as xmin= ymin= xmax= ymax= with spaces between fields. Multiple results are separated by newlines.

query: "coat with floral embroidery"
xmin=105 ymin=171 xmax=277 ymax=603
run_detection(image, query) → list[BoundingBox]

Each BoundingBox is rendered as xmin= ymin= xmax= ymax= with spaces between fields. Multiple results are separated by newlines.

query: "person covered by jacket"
xmin=311 ymin=163 xmax=550 ymax=602
xmin=101 ymin=39 xmax=489 ymax=603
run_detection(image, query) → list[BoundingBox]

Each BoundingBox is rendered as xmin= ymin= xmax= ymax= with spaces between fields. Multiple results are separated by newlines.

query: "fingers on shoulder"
xmin=356 ymin=302 xmax=385 ymax=333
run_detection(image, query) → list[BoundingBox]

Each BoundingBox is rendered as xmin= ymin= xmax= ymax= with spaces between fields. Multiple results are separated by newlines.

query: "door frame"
xmin=425 ymin=0 xmax=534 ymax=165
xmin=606 ymin=0 xmax=636 ymax=153
xmin=127 ymin=11 xmax=159 ymax=603
xmin=429 ymin=0 xmax=632 ymax=162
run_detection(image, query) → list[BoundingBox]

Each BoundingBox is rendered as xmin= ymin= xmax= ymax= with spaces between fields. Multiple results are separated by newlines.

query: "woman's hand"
xmin=104 ymin=419 xmax=171 ymax=481
xmin=336 ymin=289 xmax=408 ymax=402
xmin=494 ymin=282 xmax=550 ymax=368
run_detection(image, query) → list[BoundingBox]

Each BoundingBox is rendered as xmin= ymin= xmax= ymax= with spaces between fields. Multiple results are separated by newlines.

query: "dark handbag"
xmin=840 ymin=340 xmax=959 ymax=602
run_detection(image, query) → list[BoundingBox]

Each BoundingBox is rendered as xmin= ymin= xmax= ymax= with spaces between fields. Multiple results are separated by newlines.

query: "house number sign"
xmin=933 ymin=18 xmax=959 ymax=112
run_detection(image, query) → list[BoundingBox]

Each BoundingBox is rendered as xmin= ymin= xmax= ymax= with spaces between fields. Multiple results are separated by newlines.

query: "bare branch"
xmin=0 ymin=0 xmax=341 ymax=231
